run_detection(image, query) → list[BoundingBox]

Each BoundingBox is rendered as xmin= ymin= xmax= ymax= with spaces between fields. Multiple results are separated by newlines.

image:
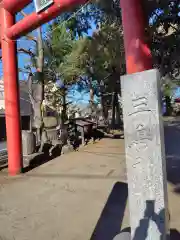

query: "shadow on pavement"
xmin=90 ymin=182 xmax=128 ymax=240
xmin=23 ymin=145 xmax=61 ymax=173
xmin=116 ymin=200 xmax=180 ymax=240
xmin=118 ymin=227 xmax=180 ymax=240
xmin=103 ymin=134 xmax=124 ymax=140
xmin=164 ymin=120 xmax=180 ymax=192
xmin=170 ymin=229 xmax=180 ymax=239
xmin=132 ymin=200 xmax=168 ymax=240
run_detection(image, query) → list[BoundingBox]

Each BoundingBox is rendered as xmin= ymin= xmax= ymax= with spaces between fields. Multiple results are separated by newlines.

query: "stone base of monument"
xmin=113 ymin=232 xmax=131 ymax=240
xmin=23 ymin=152 xmax=44 ymax=168
xmin=61 ymin=144 xmax=74 ymax=155
xmin=22 ymin=130 xmax=45 ymax=168
xmin=121 ymin=69 xmax=169 ymax=239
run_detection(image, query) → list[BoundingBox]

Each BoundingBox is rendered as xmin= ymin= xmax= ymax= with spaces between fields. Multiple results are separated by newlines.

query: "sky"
xmin=1 ymin=2 xmax=180 ymax=103
xmin=12 ymin=2 xmax=97 ymax=105
xmin=174 ymin=87 xmax=180 ymax=98
xmin=16 ymin=3 xmax=49 ymax=80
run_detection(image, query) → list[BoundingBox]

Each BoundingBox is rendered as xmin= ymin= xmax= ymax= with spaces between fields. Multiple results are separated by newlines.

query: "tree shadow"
xmin=170 ymin=229 xmax=180 ymax=239
xmin=0 ymin=142 xmax=63 ymax=173
xmin=116 ymin=200 xmax=180 ymax=240
xmin=0 ymin=164 xmax=7 ymax=171
xmin=133 ymin=200 xmax=168 ymax=240
xmin=22 ymin=144 xmax=62 ymax=173
xmin=90 ymin=181 xmax=128 ymax=240
xmin=117 ymin=228 xmax=179 ymax=240
xmin=164 ymin=120 xmax=180 ymax=192
xmin=103 ymin=133 xmax=124 ymax=139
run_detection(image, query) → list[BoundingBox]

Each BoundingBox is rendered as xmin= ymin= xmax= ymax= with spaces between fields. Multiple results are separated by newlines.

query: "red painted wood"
xmin=0 ymin=0 xmax=31 ymax=14
xmin=120 ymin=0 xmax=152 ymax=73
xmin=6 ymin=0 xmax=88 ymax=40
xmin=0 ymin=8 xmax=22 ymax=175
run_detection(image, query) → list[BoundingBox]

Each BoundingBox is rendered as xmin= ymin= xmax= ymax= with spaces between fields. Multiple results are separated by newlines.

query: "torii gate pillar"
xmin=120 ymin=0 xmax=169 ymax=239
xmin=0 ymin=0 xmax=153 ymax=176
xmin=0 ymin=8 xmax=22 ymax=175
xmin=120 ymin=0 xmax=152 ymax=73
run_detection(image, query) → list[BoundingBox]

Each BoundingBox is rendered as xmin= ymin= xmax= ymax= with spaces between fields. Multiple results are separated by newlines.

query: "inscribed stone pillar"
xmin=121 ymin=69 xmax=169 ymax=239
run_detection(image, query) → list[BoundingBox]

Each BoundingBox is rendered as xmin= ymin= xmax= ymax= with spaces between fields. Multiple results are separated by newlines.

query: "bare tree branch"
xmin=20 ymin=10 xmax=27 ymax=17
xmin=25 ymin=35 xmax=37 ymax=43
xmin=27 ymin=73 xmax=36 ymax=105
xmin=153 ymin=11 xmax=180 ymax=35
xmin=18 ymin=68 xmax=32 ymax=74
xmin=19 ymin=10 xmax=37 ymax=43
xmin=18 ymin=48 xmax=36 ymax=57
xmin=36 ymin=27 xmax=44 ymax=72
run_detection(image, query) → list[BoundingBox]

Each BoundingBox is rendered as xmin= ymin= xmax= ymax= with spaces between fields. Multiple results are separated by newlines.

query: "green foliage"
xmin=58 ymin=37 xmax=88 ymax=83
xmin=41 ymin=2 xmax=125 ymax=115
xmin=45 ymin=2 xmax=125 ymax=103
xmin=163 ymin=83 xmax=172 ymax=97
xmin=55 ymin=3 xmax=102 ymax=37
xmin=144 ymin=1 xmax=180 ymax=81
xmin=71 ymin=21 xmax=125 ymax=95
xmin=44 ymin=24 xmax=78 ymax=84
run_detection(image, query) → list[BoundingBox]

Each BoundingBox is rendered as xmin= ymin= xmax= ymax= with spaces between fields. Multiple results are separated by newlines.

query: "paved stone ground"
xmin=0 ymin=124 xmax=180 ymax=239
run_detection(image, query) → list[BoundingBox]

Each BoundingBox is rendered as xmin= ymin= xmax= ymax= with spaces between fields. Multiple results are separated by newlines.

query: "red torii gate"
xmin=0 ymin=0 xmax=152 ymax=175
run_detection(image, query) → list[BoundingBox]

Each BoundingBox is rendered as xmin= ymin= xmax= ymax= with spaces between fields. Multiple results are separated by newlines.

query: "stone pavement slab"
xmin=0 ymin=138 xmax=127 ymax=240
xmin=0 ymin=134 xmax=179 ymax=239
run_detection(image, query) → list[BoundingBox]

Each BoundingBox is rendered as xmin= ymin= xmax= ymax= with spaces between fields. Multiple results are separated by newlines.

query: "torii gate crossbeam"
xmin=1 ymin=0 xmax=32 ymax=13
xmin=6 ymin=0 xmax=88 ymax=39
xmin=0 ymin=0 xmax=152 ymax=175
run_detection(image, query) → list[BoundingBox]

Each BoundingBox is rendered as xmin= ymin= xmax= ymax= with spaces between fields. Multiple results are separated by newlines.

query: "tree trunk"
xmin=90 ymin=88 xmax=94 ymax=105
xmin=165 ymin=96 xmax=172 ymax=116
xmin=28 ymin=27 xmax=44 ymax=144
xmin=61 ymin=89 xmax=68 ymax=124
xmin=101 ymin=95 xmax=109 ymax=127
xmin=111 ymin=92 xmax=116 ymax=129
xmin=115 ymin=93 xmax=122 ymax=128
xmin=37 ymin=27 xmax=44 ymax=73
xmin=89 ymin=78 xmax=94 ymax=114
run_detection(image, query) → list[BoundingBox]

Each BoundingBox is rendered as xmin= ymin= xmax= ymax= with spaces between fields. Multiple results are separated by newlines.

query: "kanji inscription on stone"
xmin=121 ymin=69 xmax=169 ymax=239
xmin=34 ymin=0 xmax=54 ymax=13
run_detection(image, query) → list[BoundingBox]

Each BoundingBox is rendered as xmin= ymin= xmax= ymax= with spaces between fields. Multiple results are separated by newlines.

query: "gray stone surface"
xmin=1 ymin=136 xmax=180 ymax=239
xmin=22 ymin=130 xmax=36 ymax=156
xmin=0 ymin=138 xmax=127 ymax=240
xmin=0 ymin=141 xmax=6 ymax=151
xmin=61 ymin=144 xmax=74 ymax=154
xmin=121 ymin=69 xmax=169 ymax=239
xmin=113 ymin=232 xmax=131 ymax=240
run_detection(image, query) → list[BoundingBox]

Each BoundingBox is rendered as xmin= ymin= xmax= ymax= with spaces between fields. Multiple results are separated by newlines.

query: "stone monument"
xmin=113 ymin=232 xmax=131 ymax=240
xmin=121 ymin=69 xmax=169 ymax=239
